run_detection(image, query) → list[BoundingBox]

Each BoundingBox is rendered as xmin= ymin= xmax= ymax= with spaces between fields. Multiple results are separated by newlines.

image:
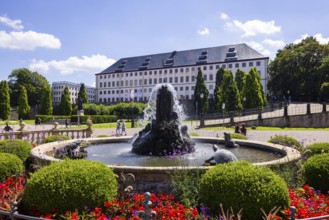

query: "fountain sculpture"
xmin=132 ymin=83 xmax=195 ymax=156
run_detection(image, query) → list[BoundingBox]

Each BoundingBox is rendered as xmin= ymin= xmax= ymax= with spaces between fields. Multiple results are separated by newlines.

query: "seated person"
xmin=4 ymin=123 xmax=13 ymax=132
xmin=240 ymin=123 xmax=247 ymax=136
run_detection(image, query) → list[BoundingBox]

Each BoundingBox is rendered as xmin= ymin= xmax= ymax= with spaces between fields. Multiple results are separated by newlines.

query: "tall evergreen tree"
xmin=60 ymin=87 xmax=72 ymax=115
xmin=219 ymin=70 xmax=242 ymax=112
xmin=242 ymin=68 xmax=264 ymax=109
xmin=40 ymin=83 xmax=53 ymax=115
xmin=235 ymin=69 xmax=246 ymax=95
xmin=18 ymin=86 xmax=30 ymax=119
xmin=0 ymin=80 xmax=11 ymax=120
xmin=213 ymin=67 xmax=224 ymax=112
xmin=78 ymin=83 xmax=88 ymax=103
xmin=193 ymin=68 xmax=209 ymax=115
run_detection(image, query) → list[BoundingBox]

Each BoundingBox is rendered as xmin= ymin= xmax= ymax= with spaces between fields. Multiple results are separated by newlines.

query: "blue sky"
xmin=1 ymin=0 xmax=329 ymax=87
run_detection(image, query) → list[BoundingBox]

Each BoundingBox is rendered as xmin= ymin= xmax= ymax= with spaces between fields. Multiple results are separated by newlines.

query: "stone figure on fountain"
xmin=203 ymin=144 xmax=237 ymax=165
xmin=132 ymin=84 xmax=195 ymax=156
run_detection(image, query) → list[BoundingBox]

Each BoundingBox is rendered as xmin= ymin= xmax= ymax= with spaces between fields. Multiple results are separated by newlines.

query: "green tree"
xmin=268 ymin=36 xmax=329 ymax=101
xmin=78 ymin=83 xmax=88 ymax=104
xmin=320 ymin=82 xmax=329 ymax=102
xmin=60 ymin=87 xmax=72 ymax=115
xmin=40 ymin=83 xmax=53 ymax=115
xmin=18 ymin=86 xmax=30 ymax=119
xmin=8 ymin=68 xmax=49 ymax=107
xmin=218 ymin=70 xmax=242 ymax=112
xmin=193 ymin=68 xmax=209 ymax=115
xmin=235 ymin=69 xmax=246 ymax=95
xmin=213 ymin=67 xmax=224 ymax=112
xmin=0 ymin=81 xmax=11 ymax=120
xmin=242 ymin=68 xmax=264 ymax=109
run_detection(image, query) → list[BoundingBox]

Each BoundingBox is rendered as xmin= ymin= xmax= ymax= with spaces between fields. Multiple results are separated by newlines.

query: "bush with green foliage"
xmin=0 ymin=153 xmax=23 ymax=182
xmin=41 ymin=135 xmax=71 ymax=144
xmin=229 ymin=133 xmax=248 ymax=140
xmin=305 ymin=142 xmax=329 ymax=155
xmin=268 ymin=135 xmax=302 ymax=150
xmin=200 ymin=161 xmax=289 ymax=220
xmin=23 ymin=160 xmax=118 ymax=214
xmin=0 ymin=139 xmax=32 ymax=161
xmin=303 ymin=153 xmax=329 ymax=193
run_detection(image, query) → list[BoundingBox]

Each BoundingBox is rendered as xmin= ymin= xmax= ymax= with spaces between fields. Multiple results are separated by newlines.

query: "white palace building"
xmin=95 ymin=44 xmax=269 ymax=103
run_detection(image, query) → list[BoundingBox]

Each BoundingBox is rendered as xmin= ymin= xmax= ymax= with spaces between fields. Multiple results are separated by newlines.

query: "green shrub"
xmin=305 ymin=142 xmax=329 ymax=156
xmin=303 ymin=153 xmax=329 ymax=193
xmin=23 ymin=160 xmax=118 ymax=214
xmin=0 ymin=153 xmax=23 ymax=182
xmin=41 ymin=135 xmax=71 ymax=144
xmin=268 ymin=135 xmax=302 ymax=150
xmin=200 ymin=161 xmax=289 ymax=220
xmin=0 ymin=139 xmax=32 ymax=161
xmin=228 ymin=133 xmax=248 ymax=140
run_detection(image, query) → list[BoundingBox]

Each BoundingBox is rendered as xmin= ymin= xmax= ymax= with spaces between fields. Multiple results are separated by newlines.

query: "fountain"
xmin=30 ymin=83 xmax=301 ymax=193
xmin=132 ymin=83 xmax=195 ymax=156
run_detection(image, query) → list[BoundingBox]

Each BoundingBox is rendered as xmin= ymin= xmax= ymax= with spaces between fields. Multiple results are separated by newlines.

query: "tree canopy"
xmin=78 ymin=83 xmax=88 ymax=104
xmin=193 ymin=68 xmax=209 ymax=115
xmin=213 ymin=67 xmax=224 ymax=111
xmin=18 ymin=86 xmax=30 ymax=119
xmin=60 ymin=87 xmax=72 ymax=115
xmin=242 ymin=68 xmax=265 ymax=109
xmin=0 ymin=81 xmax=11 ymax=120
xmin=40 ymin=83 xmax=53 ymax=115
xmin=268 ymin=36 xmax=329 ymax=101
xmin=8 ymin=68 xmax=50 ymax=107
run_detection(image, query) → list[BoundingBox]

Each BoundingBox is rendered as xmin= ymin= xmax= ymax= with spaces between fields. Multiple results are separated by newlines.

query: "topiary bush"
xmin=0 ymin=139 xmax=32 ymax=161
xmin=200 ymin=161 xmax=289 ymax=220
xmin=41 ymin=135 xmax=71 ymax=144
xmin=22 ymin=160 xmax=118 ymax=214
xmin=303 ymin=153 xmax=329 ymax=193
xmin=268 ymin=135 xmax=302 ymax=150
xmin=0 ymin=153 xmax=23 ymax=182
xmin=305 ymin=142 xmax=329 ymax=156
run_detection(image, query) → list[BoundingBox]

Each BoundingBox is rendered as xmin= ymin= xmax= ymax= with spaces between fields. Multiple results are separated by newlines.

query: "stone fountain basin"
xmin=30 ymin=136 xmax=300 ymax=193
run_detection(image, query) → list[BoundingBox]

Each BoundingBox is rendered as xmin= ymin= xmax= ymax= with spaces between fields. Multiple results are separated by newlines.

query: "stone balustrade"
xmin=0 ymin=122 xmax=93 ymax=143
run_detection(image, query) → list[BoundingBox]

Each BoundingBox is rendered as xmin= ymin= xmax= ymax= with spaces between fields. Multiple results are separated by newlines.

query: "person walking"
xmin=240 ymin=123 xmax=247 ymax=136
xmin=116 ymin=120 xmax=121 ymax=136
xmin=65 ymin=118 xmax=69 ymax=128
xmin=121 ymin=120 xmax=127 ymax=135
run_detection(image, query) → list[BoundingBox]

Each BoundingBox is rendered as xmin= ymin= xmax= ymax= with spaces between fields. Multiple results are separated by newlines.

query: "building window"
xmin=169 ymin=77 xmax=173 ymax=83
xmin=235 ymin=63 xmax=239 ymax=68
xmin=135 ymin=72 xmax=138 ymax=76
xmin=169 ymin=69 xmax=173 ymax=74
xmin=192 ymin=76 xmax=195 ymax=82
xmin=209 ymin=85 xmax=213 ymax=90
xmin=175 ymin=69 xmax=178 ymax=73
xmin=144 ymin=79 xmax=147 ymax=85
xmin=159 ymin=78 xmax=162 ymax=83
xmin=100 ymin=82 xmax=102 ymax=88
xmin=108 ymin=82 xmax=110 ymax=87
xmin=185 ymin=86 xmax=189 ymax=91
xmin=100 ymin=91 xmax=102 ymax=95
xmin=180 ymin=76 xmax=184 ymax=83
xmin=204 ymin=75 xmax=207 ymax=81
xmin=164 ymin=70 xmax=167 ymax=74
xmin=203 ymin=66 xmax=207 ymax=71
xmin=149 ymin=79 xmax=152 ymax=84
xmin=249 ymin=62 xmax=253 ymax=67
xmin=222 ymin=65 xmax=226 ymax=69
xmin=186 ymin=67 xmax=189 ymax=72
xmin=209 ymin=66 xmax=213 ymax=70
xmin=99 ymin=98 xmax=102 ymax=102
xmin=242 ymin=63 xmax=246 ymax=67
xmin=139 ymin=72 xmax=142 ymax=76
xmin=209 ymin=74 xmax=213 ymax=81
xmin=100 ymin=75 xmax=102 ymax=79
xmin=192 ymin=86 xmax=195 ymax=90
xmin=192 ymin=67 xmax=195 ymax=71
xmin=180 ymin=87 xmax=183 ymax=91
xmin=144 ymin=72 xmax=147 ymax=75
xmin=229 ymin=64 xmax=232 ymax=68
xmin=174 ymin=77 xmax=178 ymax=83
xmin=149 ymin=71 xmax=152 ymax=75
xmin=159 ymin=70 xmax=162 ymax=74
xmin=216 ymin=65 xmax=220 ymax=69
xmin=256 ymin=61 xmax=261 ymax=66
xmin=186 ymin=76 xmax=189 ymax=82
xmin=154 ymin=70 xmax=157 ymax=74
xmin=154 ymin=78 xmax=157 ymax=84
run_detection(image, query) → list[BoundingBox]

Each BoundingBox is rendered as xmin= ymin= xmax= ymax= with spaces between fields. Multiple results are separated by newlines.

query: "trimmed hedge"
xmin=303 ymin=153 xmax=329 ymax=193
xmin=0 ymin=153 xmax=23 ymax=182
xmin=35 ymin=115 xmax=70 ymax=123
xmin=200 ymin=161 xmax=289 ymax=220
xmin=229 ymin=133 xmax=248 ymax=140
xmin=41 ymin=135 xmax=71 ymax=144
xmin=268 ymin=135 xmax=302 ymax=150
xmin=23 ymin=160 xmax=118 ymax=214
xmin=305 ymin=142 xmax=329 ymax=155
xmin=0 ymin=139 xmax=32 ymax=161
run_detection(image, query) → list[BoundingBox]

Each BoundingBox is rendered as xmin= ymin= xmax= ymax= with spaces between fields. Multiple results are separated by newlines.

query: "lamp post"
xmin=199 ymin=93 xmax=204 ymax=127
xmin=130 ymin=90 xmax=135 ymax=128
xmin=222 ymin=103 xmax=225 ymax=128
xmin=243 ymin=97 xmax=246 ymax=115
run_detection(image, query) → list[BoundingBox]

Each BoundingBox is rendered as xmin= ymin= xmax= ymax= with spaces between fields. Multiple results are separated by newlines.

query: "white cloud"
xmin=294 ymin=33 xmax=329 ymax=44
xmin=247 ymin=41 xmax=271 ymax=57
xmin=0 ymin=30 xmax=61 ymax=50
xmin=0 ymin=15 xmax=24 ymax=30
xmin=220 ymin=13 xmax=229 ymax=20
xmin=226 ymin=19 xmax=281 ymax=37
xmin=262 ymin=39 xmax=285 ymax=48
xmin=29 ymin=54 xmax=116 ymax=75
xmin=197 ymin=27 xmax=210 ymax=36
